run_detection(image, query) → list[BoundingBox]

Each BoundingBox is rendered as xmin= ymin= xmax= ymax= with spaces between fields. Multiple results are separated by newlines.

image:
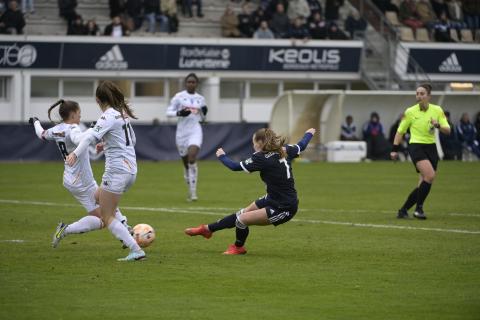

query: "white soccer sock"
xmin=114 ymin=208 xmax=127 ymax=225
xmin=107 ymin=219 xmax=141 ymax=251
xmin=183 ymin=168 xmax=189 ymax=186
xmin=188 ymin=162 xmax=198 ymax=196
xmin=65 ymin=215 xmax=102 ymax=235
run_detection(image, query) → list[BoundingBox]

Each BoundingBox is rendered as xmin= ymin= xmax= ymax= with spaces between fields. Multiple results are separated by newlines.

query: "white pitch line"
xmin=1 ymin=199 xmax=479 ymax=235
xmin=0 ymin=240 xmax=26 ymax=243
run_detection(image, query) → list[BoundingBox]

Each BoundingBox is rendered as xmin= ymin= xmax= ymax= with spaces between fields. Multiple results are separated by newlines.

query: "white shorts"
xmin=64 ymin=183 xmax=99 ymax=213
xmin=101 ymin=171 xmax=136 ymax=194
xmin=176 ymin=129 xmax=203 ymax=157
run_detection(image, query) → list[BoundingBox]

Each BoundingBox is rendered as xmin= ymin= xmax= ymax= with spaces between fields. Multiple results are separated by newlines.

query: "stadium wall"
xmin=0 ymin=123 xmax=266 ymax=161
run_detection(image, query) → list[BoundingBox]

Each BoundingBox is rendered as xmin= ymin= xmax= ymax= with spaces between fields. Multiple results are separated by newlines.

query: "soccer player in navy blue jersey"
xmin=185 ymin=127 xmax=316 ymax=255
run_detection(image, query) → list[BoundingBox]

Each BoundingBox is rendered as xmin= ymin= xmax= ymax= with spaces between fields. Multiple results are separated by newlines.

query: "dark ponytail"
xmin=96 ymin=81 xmax=137 ymax=119
xmin=47 ymin=99 xmax=79 ymax=123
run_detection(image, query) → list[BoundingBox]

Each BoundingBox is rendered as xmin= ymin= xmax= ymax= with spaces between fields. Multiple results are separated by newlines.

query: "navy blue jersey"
xmin=239 ymin=144 xmax=301 ymax=207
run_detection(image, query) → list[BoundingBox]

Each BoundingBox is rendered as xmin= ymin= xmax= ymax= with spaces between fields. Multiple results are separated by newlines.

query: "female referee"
xmin=66 ymin=81 xmax=145 ymax=261
xmin=391 ymin=84 xmax=450 ymax=220
xmin=185 ymin=127 xmax=315 ymax=255
xmin=166 ymin=73 xmax=207 ymax=202
xmin=29 ymin=100 xmax=129 ymax=248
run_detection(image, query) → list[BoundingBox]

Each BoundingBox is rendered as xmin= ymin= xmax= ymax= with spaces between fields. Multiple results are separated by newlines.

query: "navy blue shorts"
xmin=255 ymin=196 xmax=298 ymax=226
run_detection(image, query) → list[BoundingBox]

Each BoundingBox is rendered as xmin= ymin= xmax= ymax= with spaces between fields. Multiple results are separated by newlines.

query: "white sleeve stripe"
xmin=295 ymin=144 xmax=301 ymax=154
xmin=239 ymin=161 xmax=251 ymax=173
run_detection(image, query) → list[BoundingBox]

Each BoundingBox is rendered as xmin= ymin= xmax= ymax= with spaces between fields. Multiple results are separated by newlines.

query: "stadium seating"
xmin=415 ymin=28 xmax=430 ymax=42
xmin=460 ymin=29 xmax=473 ymax=43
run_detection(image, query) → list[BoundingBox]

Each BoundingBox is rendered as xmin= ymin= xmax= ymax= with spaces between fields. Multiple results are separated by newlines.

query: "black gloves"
xmin=201 ymin=106 xmax=208 ymax=116
xmin=177 ymin=109 xmax=191 ymax=117
xmin=28 ymin=117 xmax=39 ymax=125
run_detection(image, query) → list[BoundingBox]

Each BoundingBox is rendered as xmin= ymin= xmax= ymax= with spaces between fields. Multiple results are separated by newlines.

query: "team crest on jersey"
xmin=101 ymin=116 xmax=106 ymax=120
xmin=94 ymin=125 xmax=102 ymax=132
xmin=52 ymin=132 xmax=65 ymax=137
xmin=245 ymin=158 xmax=253 ymax=164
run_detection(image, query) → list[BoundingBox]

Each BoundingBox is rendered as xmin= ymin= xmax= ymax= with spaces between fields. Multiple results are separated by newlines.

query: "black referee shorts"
xmin=408 ymin=143 xmax=439 ymax=172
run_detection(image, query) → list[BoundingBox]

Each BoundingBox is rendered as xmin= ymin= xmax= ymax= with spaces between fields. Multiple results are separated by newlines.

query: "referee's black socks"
xmin=401 ymin=187 xmax=419 ymax=211
xmin=416 ymin=181 xmax=432 ymax=210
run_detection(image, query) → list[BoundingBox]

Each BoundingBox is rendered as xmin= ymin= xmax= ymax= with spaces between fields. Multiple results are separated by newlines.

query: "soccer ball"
xmin=132 ymin=224 xmax=155 ymax=248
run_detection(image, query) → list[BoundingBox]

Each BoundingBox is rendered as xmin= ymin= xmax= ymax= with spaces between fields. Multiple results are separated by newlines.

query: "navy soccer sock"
xmin=208 ymin=213 xmax=237 ymax=232
xmin=235 ymin=227 xmax=249 ymax=247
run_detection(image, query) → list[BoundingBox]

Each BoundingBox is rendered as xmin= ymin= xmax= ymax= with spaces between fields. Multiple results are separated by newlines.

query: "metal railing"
xmin=349 ymin=0 xmax=432 ymax=90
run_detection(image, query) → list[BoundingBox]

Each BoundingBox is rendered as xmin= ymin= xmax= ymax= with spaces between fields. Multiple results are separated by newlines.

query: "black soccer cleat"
xmin=413 ymin=208 xmax=427 ymax=220
xmin=397 ymin=209 xmax=409 ymax=219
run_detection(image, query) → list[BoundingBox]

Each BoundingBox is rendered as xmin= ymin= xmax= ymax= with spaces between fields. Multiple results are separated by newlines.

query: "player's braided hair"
xmin=96 ymin=81 xmax=137 ymax=119
xmin=47 ymin=99 xmax=80 ymax=123
xmin=254 ymin=128 xmax=287 ymax=158
xmin=185 ymin=73 xmax=199 ymax=84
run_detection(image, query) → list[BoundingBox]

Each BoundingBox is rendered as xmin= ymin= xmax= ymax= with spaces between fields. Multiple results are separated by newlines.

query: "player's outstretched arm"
xmin=216 ymin=148 xmax=242 ymax=171
xmin=297 ymin=128 xmax=316 ymax=151
xmin=65 ymin=130 xmax=96 ymax=166
xmin=29 ymin=117 xmax=46 ymax=140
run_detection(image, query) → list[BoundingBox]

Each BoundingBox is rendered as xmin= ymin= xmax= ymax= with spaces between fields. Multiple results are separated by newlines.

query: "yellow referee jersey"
xmin=397 ymin=103 xmax=450 ymax=144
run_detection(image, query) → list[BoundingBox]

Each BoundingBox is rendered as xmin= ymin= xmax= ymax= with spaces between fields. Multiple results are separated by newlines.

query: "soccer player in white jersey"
xmin=166 ymin=73 xmax=208 ymax=201
xmin=66 ymin=81 xmax=145 ymax=261
xmin=29 ymin=99 xmax=129 ymax=248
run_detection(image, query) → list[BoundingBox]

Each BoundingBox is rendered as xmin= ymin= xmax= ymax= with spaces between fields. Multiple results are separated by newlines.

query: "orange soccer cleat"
xmin=184 ymin=224 xmax=212 ymax=239
xmin=223 ymin=244 xmax=247 ymax=255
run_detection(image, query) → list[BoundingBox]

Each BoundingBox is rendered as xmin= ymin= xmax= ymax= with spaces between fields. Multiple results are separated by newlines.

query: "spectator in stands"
xmin=287 ymin=0 xmax=311 ymax=23
xmin=345 ymin=10 xmax=367 ymax=39
xmin=58 ymin=0 xmax=78 ymax=22
xmin=85 ymin=19 xmax=100 ymax=35
xmin=288 ymin=16 xmax=310 ymax=41
xmin=21 ymin=0 xmax=34 ymax=15
xmin=0 ymin=1 xmax=25 ymax=34
xmin=372 ymin=0 xmax=399 ymax=13
xmin=399 ymin=0 xmax=424 ymax=30
xmin=327 ymin=22 xmax=348 ymax=39
xmin=306 ymin=0 xmax=322 ymax=17
xmin=109 ymin=0 xmax=126 ymax=18
xmin=144 ymin=0 xmax=160 ymax=33
xmin=325 ymin=0 xmax=344 ymax=23
xmin=363 ymin=112 xmax=390 ymax=160
xmin=181 ymin=0 xmax=203 ymax=18
xmin=162 ymin=0 xmax=179 ymax=33
xmin=126 ymin=0 xmax=143 ymax=31
xmin=238 ymin=3 xmax=254 ymax=37
xmin=440 ymin=111 xmax=462 ymax=160
xmin=270 ymin=3 xmax=290 ymax=38
xmin=445 ymin=0 xmax=467 ymax=30
xmin=0 ymin=0 xmax=6 ymax=14
xmin=251 ymin=6 xmax=267 ymax=30
xmin=457 ymin=112 xmax=480 ymax=158
xmin=308 ymin=11 xmax=328 ymax=39
xmin=67 ymin=14 xmax=86 ymax=35
xmin=253 ymin=20 xmax=275 ymax=39
xmin=433 ymin=12 xmax=454 ymax=41
xmin=431 ymin=0 xmax=447 ymax=18
xmin=340 ymin=115 xmax=358 ymax=141
xmin=389 ymin=114 xmax=410 ymax=160
xmin=104 ymin=15 xmax=130 ymax=36
xmin=416 ymin=0 xmax=438 ymax=30
xmin=221 ymin=4 xmax=241 ymax=37
xmin=266 ymin=0 xmax=288 ymax=21
xmin=475 ymin=111 xmax=480 ymax=142
xmin=462 ymin=0 xmax=480 ymax=31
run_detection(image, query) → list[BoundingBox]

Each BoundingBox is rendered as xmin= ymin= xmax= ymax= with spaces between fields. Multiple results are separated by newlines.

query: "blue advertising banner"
xmin=0 ymin=40 xmax=362 ymax=73
xmin=408 ymin=48 xmax=480 ymax=74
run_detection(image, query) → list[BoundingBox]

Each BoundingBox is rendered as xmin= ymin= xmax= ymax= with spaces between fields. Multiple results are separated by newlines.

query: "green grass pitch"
xmin=0 ymin=161 xmax=479 ymax=319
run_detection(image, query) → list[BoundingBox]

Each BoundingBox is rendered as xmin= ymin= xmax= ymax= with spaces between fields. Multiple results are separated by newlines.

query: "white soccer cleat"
xmin=52 ymin=222 xmax=68 ymax=248
xmin=117 ymin=249 xmax=146 ymax=262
